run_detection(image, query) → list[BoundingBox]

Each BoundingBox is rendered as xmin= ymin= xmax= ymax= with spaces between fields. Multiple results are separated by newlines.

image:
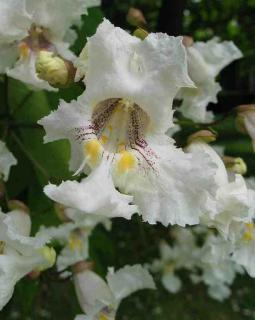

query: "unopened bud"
xmin=54 ymin=203 xmax=71 ymax=222
xmin=72 ymin=261 xmax=94 ymax=274
xmin=39 ymin=246 xmax=56 ymax=271
xmin=223 ymin=156 xmax=247 ymax=175
xmin=8 ymin=200 xmax=30 ymax=214
xmin=182 ymin=36 xmax=194 ymax=47
xmin=36 ymin=51 xmax=75 ymax=87
xmin=133 ymin=28 xmax=149 ymax=40
xmin=187 ymin=130 xmax=217 ymax=145
xmin=235 ymin=105 xmax=255 ymax=134
xmin=127 ymin=7 xmax=147 ymax=28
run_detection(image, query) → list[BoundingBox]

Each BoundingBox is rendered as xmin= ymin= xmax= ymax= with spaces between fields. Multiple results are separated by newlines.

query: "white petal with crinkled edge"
xmin=194 ymin=38 xmax=243 ymax=77
xmin=25 ymin=0 xmax=100 ymax=40
xmin=186 ymin=141 xmax=251 ymax=237
xmin=81 ymin=19 xmax=194 ymax=133
xmin=0 ymin=0 xmax=31 ymax=45
xmin=0 ymin=141 xmax=17 ymax=181
xmin=114 ymin=136 xmax=217 ymax=226
xmin=7 ymin=53 xmax=57 ymax=91
xmin=74 ymin=270 xmax=114 ymax=315
xmin=106 ymin=264 xmax=156 ymax=302
xmin=178 ymin=79 xmax=221 ymax=123
xmin=0 ymin=44 xmax=19 ymax=74
xmin=44 ymin=160 xmax=137 ymax=220
xmin=178 ymin=38 xmax=242 ymax=123
xmin=38 ymin=98 xmax=90 ymax=171
xmin=0 ymin=210 xmax=50 ymax=255
xmin=0 ymin=246 xmax=53 ymax=311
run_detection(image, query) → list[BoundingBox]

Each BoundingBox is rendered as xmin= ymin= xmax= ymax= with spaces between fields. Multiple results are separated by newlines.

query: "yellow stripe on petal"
xmin=84 ymin=139 xmax=103 ymax=167
xmin=68 ymin=233 xmax=83 ymax=251
xmin=117 ymin=151 xmax=137 ymax=174
xmin=19 ymin=42 xmax=30 ymax=59
xmin=243 ymin=223 xmax=255 ymax=241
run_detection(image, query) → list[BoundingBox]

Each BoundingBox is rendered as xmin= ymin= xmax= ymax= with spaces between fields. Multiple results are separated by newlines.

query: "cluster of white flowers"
xmin=1 ymin=1 xmax=255 ymax=318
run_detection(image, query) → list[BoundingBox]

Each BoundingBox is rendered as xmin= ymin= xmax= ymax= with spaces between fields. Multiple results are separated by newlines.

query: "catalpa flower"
xmin=0 ymin=0 xmax=100 ymax=90
xmin=40 ymin=206 xmax=111 ymax=271
xmin=40 ymin=19 xmax=218 ymax=227
xmin=178 ymin=37 xmax=242 ymax=123
xmin=186 ymin=131 xmax=252 ymax=238
xmin=151 ymin=228 xmax=200 ymax=294
xmin=0 ymin=208 xmax=56 ymax=310
xmin=73 ymin=263 xmax=155 ymax=320
xmin=0 ymin=141 xmax=17 ymax=181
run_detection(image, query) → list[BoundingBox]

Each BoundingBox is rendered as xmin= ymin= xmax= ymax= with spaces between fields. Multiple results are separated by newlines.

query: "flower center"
xmin=19 ymin=24 xmax=52 ymax=59
xmin=75 ymin=98 xmax=157 ymax=173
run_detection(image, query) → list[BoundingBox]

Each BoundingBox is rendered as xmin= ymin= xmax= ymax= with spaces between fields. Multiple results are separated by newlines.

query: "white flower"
xmin=178 ymin=38 xmax=242 ymax=123
xmin=186 ymin=138 xmax=252 ymax=239
xmin=0 ymin=141 xmax=17 ymax=181
xmin=0 ymin=0 xmax=100 ymax=90
xmin=40 ymin=207 xmax=111 ymax=271
xmin=40 ymin=19 xmax=219 ymax=227
xmin=73 ymin=264 xmax=155 ymax=319
xmin=151 ymin=228 xmax=201 ymax=294
xmin=197 ymin=234 xmax=241 ymax=301
xmin=0 ymin=208 xmax=56 ymax=310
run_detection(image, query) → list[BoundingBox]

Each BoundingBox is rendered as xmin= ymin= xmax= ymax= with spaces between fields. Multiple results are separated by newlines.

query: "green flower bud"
xmin=133 ymin=28 xmax=149 ymax=40
xmin=223 ymin=156 xmax=247 ymax=175
xmin=187 ymin=130 xmax=217 ymax=145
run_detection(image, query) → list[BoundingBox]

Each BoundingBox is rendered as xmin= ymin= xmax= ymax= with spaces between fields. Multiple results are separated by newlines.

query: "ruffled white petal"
xmin=106 ymin=264 xmax=156 ymax=302
xmin=179 ymin=38 xmax=242 ymax=123
xmin=82 ymin=19 xmax=194 ymax=133
xmin=0 ymin=0 xmax=31 ymax=44
xmin=44 ymin=160 xmax=137 ymax=220
xmin=0 ymin=141 xmax=17 ymax=181
xmin=115 ymin=137 xmax=217 ymax=226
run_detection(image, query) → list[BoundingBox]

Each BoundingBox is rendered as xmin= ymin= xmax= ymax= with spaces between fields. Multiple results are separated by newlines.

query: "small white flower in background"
xmin=73 ymin=262 xmax=155 ymax=320
xmin=0 ymin=0 xmax=100 ymax=90
xmin=40 ymin=19 xmax=219 ymax=227
xmin=236 ymin=104 xmax=255 ymax=151
xmin=151 ymin=228 xmax=200 ymax=294
xmin=0 ymin=208 xmax=56 ymax=310
xmin=178 ymin=37 xmax=242 ymax=123
xmin=186 ymin=130 xmax=252 ymax=240
xmin=40 ymin=206 xmax=111 ymax=272
xmin=0 ymin=141 xmax=17 ymax=181
xmin=195 ymin=233 xmax=241 ymax=301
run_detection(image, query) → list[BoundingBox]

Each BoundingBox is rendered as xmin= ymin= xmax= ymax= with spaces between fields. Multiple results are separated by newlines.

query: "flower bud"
xmin=35 ymin=51 xmax=75 ymax=87
xmin=72 ymin=261 xmax=94 ymax=274
xmin=235 ymin=104 xmax=255 ymax=134
xmin=127 ymin=7 xmax=147 ymax=28
xmin=8 ymin=200 xmax=30 ymax=214
xmin=187 ymin=130 xmax=217 ymax=145
xmin=223 ymin=156 xmax=247 ymax=175
xmin=133 ymin=28 xmax=149 ymax=40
